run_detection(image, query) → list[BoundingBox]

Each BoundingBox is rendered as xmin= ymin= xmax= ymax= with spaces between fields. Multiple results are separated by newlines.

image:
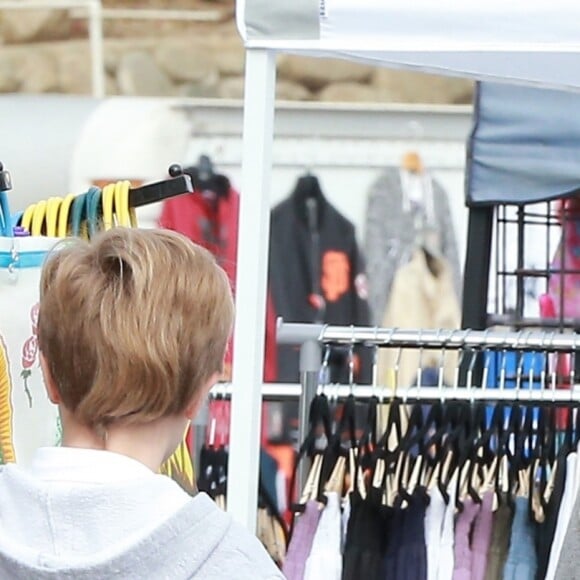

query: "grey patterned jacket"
xmin=364 ymin=167 xmax=462 ymax=324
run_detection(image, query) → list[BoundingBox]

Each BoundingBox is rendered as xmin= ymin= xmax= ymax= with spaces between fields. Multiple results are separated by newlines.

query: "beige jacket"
xmin=378 ymin=249 xmax=461 ymax=389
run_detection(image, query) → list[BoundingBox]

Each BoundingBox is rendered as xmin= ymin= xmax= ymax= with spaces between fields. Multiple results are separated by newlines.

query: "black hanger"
xmin=288 ymin=393 xmax=332 ymax=515
xmin=316 ymin=394 xmax=357 ymax=501
xmin=291 ymin=172 xmax=325 ymax=228
xmin=182 ymin=155 xmax=231 ymax=199
xmin=394 ymin=400 xmax=427 ymax=503
xmin=377 ymin=398 xmax=403 ymax=456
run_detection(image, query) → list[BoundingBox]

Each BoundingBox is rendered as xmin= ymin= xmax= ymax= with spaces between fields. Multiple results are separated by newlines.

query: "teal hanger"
xmin=70 ymin=192 xmax=88 ymax=238
xmin=86 ymin=187 xmax=102 ymax=239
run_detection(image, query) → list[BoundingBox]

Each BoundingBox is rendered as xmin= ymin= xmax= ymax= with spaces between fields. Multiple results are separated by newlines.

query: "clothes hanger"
xmin=87 ymin=187 xmax=102 ymax=239
xmin=290 ymin=370 xmax=333 ymax=514
xmin=58 ymin=194 xmax=75 ymax=238
xmin=31 ymin=200 xmax=47 ymax=236
xmin=21 ymin=203 xmax=36 ymax=234
xmin=70 ymin=192 xmax=88 ymax=238
xmin=319 ymin=343 xmax=356 ymax=501
xmin=44 ymin=197 xmax=62 ymax=238
xmin=291 ymin=168 xmax=325 ymax=228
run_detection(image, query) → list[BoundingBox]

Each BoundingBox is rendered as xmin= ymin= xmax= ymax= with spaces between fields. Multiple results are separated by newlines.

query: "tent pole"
xmin=227 ymin=48 xmax=276 ymax=532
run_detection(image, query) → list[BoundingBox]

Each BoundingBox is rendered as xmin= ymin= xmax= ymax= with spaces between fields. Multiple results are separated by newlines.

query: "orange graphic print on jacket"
xmin=0 ymin=335 xmax=16 ymax=464
xmin=321 ymin=251 xmax=350 ymax=302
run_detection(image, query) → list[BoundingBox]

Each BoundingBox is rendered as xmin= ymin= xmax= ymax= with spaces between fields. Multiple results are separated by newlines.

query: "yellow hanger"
xmin=21 ymin=203 xmax=36 ymax=234
xmin=45 ymin=197 xmax=62 ymax=238
xmin=113 ymin=180 xmax=138 ymax=228
xmin=58 ymin=194 xmax=75 ymax=238
xmin=102 ymin=183 xmax=116 ymax=231
xmin=31 ymin=200 xmax=48 ymax=237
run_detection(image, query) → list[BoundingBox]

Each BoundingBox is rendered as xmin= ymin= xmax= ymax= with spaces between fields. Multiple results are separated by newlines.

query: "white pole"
xmin=227 ymin=48 xmax=276 ymax=531
xmin=88 ymin=0 xmax=105 ymax=97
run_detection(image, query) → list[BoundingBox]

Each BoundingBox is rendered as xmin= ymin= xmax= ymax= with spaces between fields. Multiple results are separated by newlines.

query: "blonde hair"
xmin=38 ymin=228 xmax=234 ymax=428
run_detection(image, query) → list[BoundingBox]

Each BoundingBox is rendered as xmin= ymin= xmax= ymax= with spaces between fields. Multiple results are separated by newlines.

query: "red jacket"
xmin=159 ymin=188 xmax=278 ymax=382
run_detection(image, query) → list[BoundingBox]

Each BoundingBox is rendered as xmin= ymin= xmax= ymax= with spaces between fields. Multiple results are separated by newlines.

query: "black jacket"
xmin=269 ymin=180 xmax=372 ymax=383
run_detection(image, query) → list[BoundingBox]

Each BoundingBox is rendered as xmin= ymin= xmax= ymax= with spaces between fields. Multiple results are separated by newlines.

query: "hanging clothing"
xmin=303 ymin=492 xmax=342 ymax=580
xmin=546 ymin=451 xmax=578 ymax=580
xmin=378 ymin=249 xmax=461 ymax=388
xmin=364 ymin=167 xmax=461 ymax=324
xmin=438 ymin=476 xmax=457 ymax=580
xmin=471 ymin=490 xmax=494 ymax=580
xmin=453 ymin=497 xmax=481 ymax=580
xmin=269 ymin=187 xmax=372 ymax=383
xmin=555 ymin=479 xmax=580 ymax=579
xmin=484 ymin=499 xmax=513 ymax=580
xmin=536 ymin=453 xmax=567 ymax=580
xmin=503 ymin=496 xmax=537 ymax=580
xmin=341 ymin=492 xmax=351 ymax=554
xmin=159 ymin=182 xmax=278 ymax=382
xmin=425 ymin=485 xmax=447 ymax=580
xmin=381 ymin=504 xmax=403 ymax=579
xmin=395 ymin=488 xmax=429 ymax=580
xmin=282 ymin=501 xmax=322 ymax=580
xmin=342 ymin=488 xmax=387 ymax=580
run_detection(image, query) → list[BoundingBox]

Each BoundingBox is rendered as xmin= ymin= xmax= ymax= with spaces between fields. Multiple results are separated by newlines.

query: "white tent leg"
xmin=227 ymin=48 xmax=276 ymax=531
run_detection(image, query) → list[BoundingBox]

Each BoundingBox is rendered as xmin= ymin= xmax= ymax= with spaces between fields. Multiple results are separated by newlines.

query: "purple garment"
xmin=471 ymin=491 xmax=494 ymax=580
xmin=453 ymin=498 xmax=481 ymax=580
xmin=283 ymin=501 xmax=322 ymax=580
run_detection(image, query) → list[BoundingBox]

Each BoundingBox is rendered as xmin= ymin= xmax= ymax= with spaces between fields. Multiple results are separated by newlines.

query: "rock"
xmin=278 ymin=55 xmax=373 ymax=91
xmin=276 ymin=80 xmax=311 ymax=101
xmin=117 ymin=51 xmax=175 ymax=97
xmin=1 ymin=10 xmax=71 ymax=44
xmin=178 ymin=74 xmax=220 ymax=98
xmin=20 ymin=51 xmax=59 ymax=93
xmin=217 ymin=76 xmax=244 ymax=99
xmin=155 ymin=44 xmax=219 ymax=84
xmin=0 ymin=54 xmax=20 ymax=93
xmin=104 ymin=38 xmax=158 ymax=75
xmin=212 ymin=46 xmax=244 ymax=77
xmin=372 ymin=68 xmax=474 ymax=104
xmin=58 ymin=47 xmax=92 ymax=94
xmin=218 ymin=77 xmax=313 ymax=101
xmin=318 ymin=82 xmax=381 ymax=103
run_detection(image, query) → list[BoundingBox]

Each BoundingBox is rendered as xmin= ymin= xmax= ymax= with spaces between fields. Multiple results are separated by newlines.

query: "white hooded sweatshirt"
xmin=0 ymin=447 xmax=284 ymax=579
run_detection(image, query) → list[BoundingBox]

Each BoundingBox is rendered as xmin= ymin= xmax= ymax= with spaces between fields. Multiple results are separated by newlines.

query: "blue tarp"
xmin=467 ymin=82 xmax=580 ymax=206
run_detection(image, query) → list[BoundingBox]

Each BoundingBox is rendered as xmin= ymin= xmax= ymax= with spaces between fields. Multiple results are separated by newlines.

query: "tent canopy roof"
xmin=468 ymin=83 xmax=580 ymax=206
xmin=237 ymin=0 xmax=580 ymax=90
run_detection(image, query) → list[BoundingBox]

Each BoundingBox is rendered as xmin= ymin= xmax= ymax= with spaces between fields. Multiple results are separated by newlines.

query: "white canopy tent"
xmin=228 ymin=0 xmax=580 ymax=531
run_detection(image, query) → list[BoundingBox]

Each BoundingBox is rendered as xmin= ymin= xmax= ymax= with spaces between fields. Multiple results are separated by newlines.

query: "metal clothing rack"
xmin=274 ymin=319 xmax=580 ymax=488
xmin=276 ymin=321 xmax=580 ymax=352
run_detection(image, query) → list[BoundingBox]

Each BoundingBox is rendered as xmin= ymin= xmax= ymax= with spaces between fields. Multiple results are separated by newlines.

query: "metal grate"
xmin=488 ymin=200 xmax=580 ymax=332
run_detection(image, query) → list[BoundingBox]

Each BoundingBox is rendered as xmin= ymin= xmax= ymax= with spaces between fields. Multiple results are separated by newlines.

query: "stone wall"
xmin=0 ymin=2 xmax=473 ymax=104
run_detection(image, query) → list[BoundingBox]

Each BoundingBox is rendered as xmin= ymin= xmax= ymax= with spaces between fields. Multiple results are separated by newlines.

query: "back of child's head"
xmin=38 ymin=227 xmax=234 ymax=428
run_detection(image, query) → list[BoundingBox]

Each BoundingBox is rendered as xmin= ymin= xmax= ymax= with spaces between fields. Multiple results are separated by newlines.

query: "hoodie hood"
xmin=0 ymin=449 xmax=282 ymax=579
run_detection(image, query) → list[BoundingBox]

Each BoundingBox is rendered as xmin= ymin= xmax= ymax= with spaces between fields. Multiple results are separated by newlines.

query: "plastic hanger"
xmin=44 ymin=197 xmax=62 ymax=238
xmin=102 ymin=183 xmax=115 ymax=231
xmin=57 ymin=194 xmax=75 ymax=238
xmin=30 ymin=200 xmax=47 ymax=236
xmin=21 ymin=203 xmax=36 ymax=234
xmin=71 ymin=192 xmax=88 ymax=238
xmin=86 ymin=187 xmax=102 ymax=239
xmin=114 ymin=181 xmax=132 ymax=227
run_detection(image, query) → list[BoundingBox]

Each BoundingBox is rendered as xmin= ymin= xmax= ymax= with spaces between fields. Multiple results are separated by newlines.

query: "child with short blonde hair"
xmin=0 ymin=228 xmax=283 ymax=579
